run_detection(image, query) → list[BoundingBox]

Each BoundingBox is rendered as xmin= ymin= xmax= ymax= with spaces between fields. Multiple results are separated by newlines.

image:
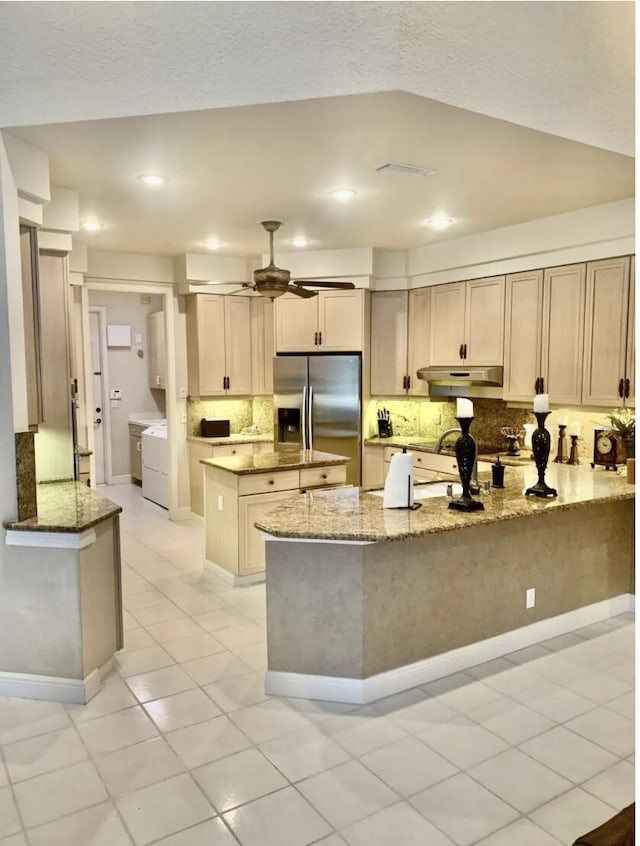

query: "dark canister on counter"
xmin=491 ymin=456 xmax=505 ymax=488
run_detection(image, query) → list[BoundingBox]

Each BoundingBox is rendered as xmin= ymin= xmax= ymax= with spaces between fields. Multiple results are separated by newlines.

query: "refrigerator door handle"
xmin=308 ymin=385 xmax=313 ymax=451
xmin=302 ymin=385 xmax=308 ymax=451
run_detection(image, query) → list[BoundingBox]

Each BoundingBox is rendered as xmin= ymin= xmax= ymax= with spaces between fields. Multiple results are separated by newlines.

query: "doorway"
xmin=88 ymin=307 xmax=110 ymax=485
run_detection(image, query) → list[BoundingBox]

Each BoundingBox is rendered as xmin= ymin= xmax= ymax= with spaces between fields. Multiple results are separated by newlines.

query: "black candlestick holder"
xmin=449 ymin=417 xmax=484 ymax=512
xmin=554 ymin=424 xmax=567 ymax=463
xmin=525 ymin=412 xmax=558 ymax=498
xmin=566 ymin=435 xmax=581 ymax=465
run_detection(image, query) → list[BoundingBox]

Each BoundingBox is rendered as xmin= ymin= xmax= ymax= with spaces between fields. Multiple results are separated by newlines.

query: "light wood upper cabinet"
xmin=147 ymin=311 xmax=167 ymax=390
xmin=541 ymin=263 xmax=586 ymax=406
xmin=224 ymin=296 xmax=252 ymax=395
xmin=275 ymin=289 xmax=365 ymax=352
xmin=428 ymin=282 xmax=466 ymax=366
xmin=582 ymin=256 xmax=631 ymax=408
xmin=186 ymin=294 xmax=251 ymax=396
xmin=407 ymin=287 xmax=430 ymax=396
xmin=626 ymin=257 xmax=635 ymax=408
xmin=503 ymin=270 xmax=544 ymax=403
xmin=250 ymin=298 xmax=274 ymax=395
xmin=370 ymin=291 xmax=408 ymax=395
xmin=428 ymin=277 xmax=504 ymax=366
xmin=464 ymin=277 xmax=505 ymax=365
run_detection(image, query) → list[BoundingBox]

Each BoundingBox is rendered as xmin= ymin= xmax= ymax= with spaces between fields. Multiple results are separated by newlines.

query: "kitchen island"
xmin=2 ymin=482 xmax=123 ymax=703
xmin=202 ymin=449 xmax=349 ymax=585
xmin=256 ymin=463 xmax=634 ymax=703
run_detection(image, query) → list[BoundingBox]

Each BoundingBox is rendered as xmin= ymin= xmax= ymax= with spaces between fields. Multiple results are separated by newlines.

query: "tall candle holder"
xmin=554 ymin=424 xmax=567 ymax=463
xmin=525 ymin=412 xmax=558 ymax=498
xmin=449 ymin=417 xmax=484 ymax=512
xmin=566 ymin=435 xmax=581 ymax=465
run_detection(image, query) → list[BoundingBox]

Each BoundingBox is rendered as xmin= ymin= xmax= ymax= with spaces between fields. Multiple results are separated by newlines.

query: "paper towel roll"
xmin=383 ymin=452 xmax=414 ymax=508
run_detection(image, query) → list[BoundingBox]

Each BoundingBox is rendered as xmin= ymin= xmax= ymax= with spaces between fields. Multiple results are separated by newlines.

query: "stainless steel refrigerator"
xmin=273 ymin=355 xmax=361 ymax=487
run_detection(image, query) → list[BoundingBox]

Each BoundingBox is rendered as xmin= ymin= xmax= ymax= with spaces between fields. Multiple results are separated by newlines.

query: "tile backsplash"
xmin=187 ymin=397 xmax=273 ymax=437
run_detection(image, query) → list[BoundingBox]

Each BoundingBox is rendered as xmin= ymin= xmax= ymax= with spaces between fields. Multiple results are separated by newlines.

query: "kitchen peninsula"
xmin=202 ymin=449 xmax=349 ymax=584
xmin=2 ymin=482 xmax=123 ymax=704
xmin=257 ymin=463 xmax=634 ymax=704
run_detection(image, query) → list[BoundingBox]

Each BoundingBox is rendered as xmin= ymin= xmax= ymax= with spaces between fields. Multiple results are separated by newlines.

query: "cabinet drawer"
xmin=383 ymin=446 xmax=405 ymax=463
xmin=212 ymin=443 xmax=254 ymax=458
xmin=129 ymin=423 xmax=148 ymax=438
xmin=238 ymin=470 xmax=300 ymax=496
xmin=253 ymin=441 xmax=275 ymax=454
xmin=411 ymin=452 xmax=459 ymax=475
xmin=299 ymin=465 xmax=346 ymax=489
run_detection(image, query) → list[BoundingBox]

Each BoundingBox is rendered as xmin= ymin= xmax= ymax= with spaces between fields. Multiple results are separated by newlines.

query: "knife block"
xmin=377 ymin=419 xmax=393 ymax=438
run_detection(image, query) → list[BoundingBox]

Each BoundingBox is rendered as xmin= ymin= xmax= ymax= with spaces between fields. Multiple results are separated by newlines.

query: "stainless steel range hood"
xmin=416 ymin=365 xmax=503 ymax=387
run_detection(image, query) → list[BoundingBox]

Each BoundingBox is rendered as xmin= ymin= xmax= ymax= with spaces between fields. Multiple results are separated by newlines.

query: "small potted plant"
xmin=606 ymin=407 xmax=635 ymax=462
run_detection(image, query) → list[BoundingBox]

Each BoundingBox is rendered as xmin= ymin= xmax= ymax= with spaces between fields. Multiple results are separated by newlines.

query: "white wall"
xmin=88 ymin=290 xmax=165 ymax=478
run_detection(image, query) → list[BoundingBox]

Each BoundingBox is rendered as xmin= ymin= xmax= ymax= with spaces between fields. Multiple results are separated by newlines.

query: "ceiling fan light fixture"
xmin=289 ymin=237 xmax=311 ymax=248
xmin=81 ymin=220 xmax=103 ymax=232
xmin=136 ymin=174 xmax=167 ymax=186
xmin=329 ymin=189 xmax=357 ymax=201
xmin=424 ymin=215 xmax=455 ymax=230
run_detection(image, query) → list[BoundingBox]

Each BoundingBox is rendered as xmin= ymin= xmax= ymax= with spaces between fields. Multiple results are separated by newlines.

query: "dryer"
xmin=142 ymin=424 xmax=168 ymax=508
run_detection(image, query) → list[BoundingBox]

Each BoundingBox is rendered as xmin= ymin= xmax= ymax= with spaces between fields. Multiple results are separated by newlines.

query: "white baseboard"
xmin=0 ymin=657 xmax=115 ymax=705
xmin=204 ymin=558 xmax=265 ymax=587
xmin=266 ymin=593 xmax=634 ymax=704
xmin=171 ymin=507 xmax=193 ymax=522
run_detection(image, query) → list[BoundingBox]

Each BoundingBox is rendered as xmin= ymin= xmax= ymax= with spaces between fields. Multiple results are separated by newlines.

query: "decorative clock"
xmin=591 ymin=428 xmax=623 ymax=470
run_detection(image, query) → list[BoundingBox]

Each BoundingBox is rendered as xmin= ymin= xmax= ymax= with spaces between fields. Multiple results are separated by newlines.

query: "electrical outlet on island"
xmin=525 ymin=588 xmax=536 ymax=609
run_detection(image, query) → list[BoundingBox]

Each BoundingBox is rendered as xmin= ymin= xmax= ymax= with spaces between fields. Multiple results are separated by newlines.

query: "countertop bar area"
xmin=258 ymin=464 xmax=634 ymax=704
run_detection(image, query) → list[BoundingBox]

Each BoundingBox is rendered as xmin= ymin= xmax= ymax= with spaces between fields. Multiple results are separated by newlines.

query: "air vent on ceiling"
xmin=375 ymin=162 xmax=435 ymax=177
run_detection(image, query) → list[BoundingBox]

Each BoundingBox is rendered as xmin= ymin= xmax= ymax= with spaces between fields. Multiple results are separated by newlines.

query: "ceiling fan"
xmin=193 ymin=221 xmax=356 ymax=299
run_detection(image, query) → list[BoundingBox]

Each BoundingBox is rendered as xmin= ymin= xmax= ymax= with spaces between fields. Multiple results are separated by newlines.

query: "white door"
xmin=89 ymin=310 xmax=107 ymax=484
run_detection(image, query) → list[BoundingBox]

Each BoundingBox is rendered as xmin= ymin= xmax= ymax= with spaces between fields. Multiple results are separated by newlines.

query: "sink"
xmin=368 ymin=482 xmax=462 ymax=501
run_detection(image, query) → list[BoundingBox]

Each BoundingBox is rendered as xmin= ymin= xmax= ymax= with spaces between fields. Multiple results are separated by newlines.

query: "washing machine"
xmin=142 ymin=424 xmax=169 ymax=508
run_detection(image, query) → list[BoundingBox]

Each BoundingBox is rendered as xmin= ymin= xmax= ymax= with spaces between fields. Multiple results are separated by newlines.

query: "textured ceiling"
xmin=0 ymin=2 xmax=634 ymax=155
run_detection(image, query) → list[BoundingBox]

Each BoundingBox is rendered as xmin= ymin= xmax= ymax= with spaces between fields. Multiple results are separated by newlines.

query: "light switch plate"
xmin=526 ymin=588 xmax=535 ymax=609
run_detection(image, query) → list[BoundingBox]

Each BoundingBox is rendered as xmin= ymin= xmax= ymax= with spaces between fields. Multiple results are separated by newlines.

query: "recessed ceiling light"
xmin=289 ymin=237 xmax=311 ymax=248
xmin=136 ymin=174 xmax=167 ymax=186
xmin=424 ymin=215 xmax=455 ymax=230
xmin=202 ymin=240 xmax=222 ymax=250
xmin=329 ymin=189 xmax=357 ymax=201
xmin=81 ymin=221 xmax=103 ymax=232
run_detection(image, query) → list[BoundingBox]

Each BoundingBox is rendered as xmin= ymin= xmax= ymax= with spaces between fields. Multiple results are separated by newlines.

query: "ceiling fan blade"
xmin=293 ymin=280 xmax=356 ymax=289
xmin=286 ymin=284 xmax=317 ymax=298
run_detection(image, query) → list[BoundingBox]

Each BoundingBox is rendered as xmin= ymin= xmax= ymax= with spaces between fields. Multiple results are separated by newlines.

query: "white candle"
xmin=456 ymin=398 xmax=474 ymax=418
xmin=570 ymin=422 xmax=581 ymax=436
xmin=533 ymin=393 xmax=549 ymax=413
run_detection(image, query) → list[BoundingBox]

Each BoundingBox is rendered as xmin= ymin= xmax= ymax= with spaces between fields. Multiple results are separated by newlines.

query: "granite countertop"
xmin=202 ymin=449 xmax=350 ymax=475
xmin=364 ymin=436 xmax=527 ymax=467
xmin=4 ymin=482 xmax=122 ymax=534
xmin=188 ymin=434 xmax=274 ymax=445
xmin=255 ymin=463 xmax=634 ymax=542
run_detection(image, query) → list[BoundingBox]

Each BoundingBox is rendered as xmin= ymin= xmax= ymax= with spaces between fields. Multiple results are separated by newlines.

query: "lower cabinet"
xmin=189 ymin=441 xmax=255 ymax=516
xmin=129 ymin=423 xmax=147 ymax=483
xmin=204 ymin=462 xmax=347 ymax=581
xmin=238 ymin=490 xmax=295 ymax=575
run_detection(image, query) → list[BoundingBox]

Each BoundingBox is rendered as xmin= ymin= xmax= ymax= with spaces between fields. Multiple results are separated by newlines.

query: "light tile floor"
xmin=0 ymin=483 xmax=634 ymax=846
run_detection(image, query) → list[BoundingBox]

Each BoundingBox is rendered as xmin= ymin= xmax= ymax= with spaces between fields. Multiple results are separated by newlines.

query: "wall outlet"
xmin=217 ymin=495 xmax=224 ymax=511
xmin=526 ymin=588 xmax=535 ymax=609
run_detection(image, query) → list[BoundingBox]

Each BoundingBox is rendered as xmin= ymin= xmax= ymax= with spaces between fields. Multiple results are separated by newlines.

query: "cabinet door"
xmin=224 ymin=296 xmax=252 ymax=395
xmin=541 ymin=264 xmax=586 ymax=406
xmin=317 ymin=289 xmax=364 ymax=351
xmin=187 ymin=295 xmax=226 ymax=395
xmin=370 ymin=291 xmax=408 ymax=396
xmin=362 ymin=446 xmax=385 ymax=490
xmin=464 ymin=276 xmax=505 ymax=365
xmin=238 ymin=490 xmax=298 ymax=575
xmin=503 ymin=270 xmax=544 ymax=402
xmin=407 ymin=288 xmax=430 ymax=396
xmin=147 ymin=312 xmax=167 ymax=389
xmin=130 ymin=435 xmax=142 ymax=482
xmin=274 ymin=293 xmax=318 ymax=352
xmin=250 ymin=298 xmax=274 ymax=395
xmin=626 ymin=256 xmax=635 ymax=408
xmin=428 ymin=282 xmax=465 ymax=365
xmin=582 ymin=257 xmax=631 ymax=407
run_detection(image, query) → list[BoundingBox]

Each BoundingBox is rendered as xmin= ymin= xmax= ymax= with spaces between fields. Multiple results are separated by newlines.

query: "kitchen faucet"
xmin=434 ymin=427 xmax=480 ymax=493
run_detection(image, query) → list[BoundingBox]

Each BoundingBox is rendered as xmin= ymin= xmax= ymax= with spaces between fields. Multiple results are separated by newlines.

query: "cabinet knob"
xmin=232 ymin=449 xmax=236 ymax=454
xmin=459 ymin=343 xmax=464 ymax=360
xmin=268 ymin=479 xmax=274 ymax=485
xmin=318 ymin=331 xmax=322 ymax=346
xmin=321 ymin=473 xmax=327 ymax=479
xmin=625 ymin=378 xmax=631 ymax=399
xmin=618 ymin=378 xmax=624 ymax=398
